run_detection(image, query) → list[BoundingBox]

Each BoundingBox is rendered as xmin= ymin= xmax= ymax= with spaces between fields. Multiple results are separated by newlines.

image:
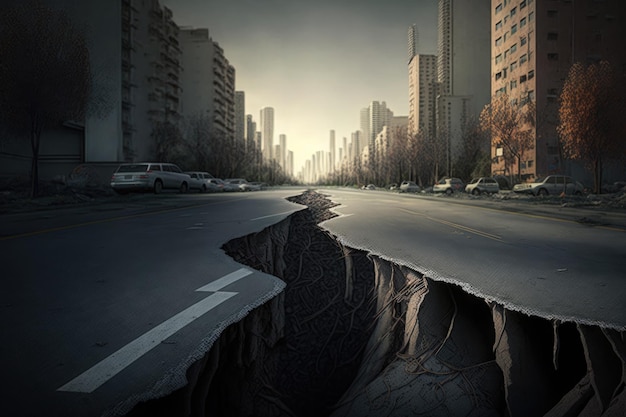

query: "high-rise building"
xmin=279 ymin=134 xmax=287 ymax=169
xmin=329 ymin=130 xmax=336 ymax=171
xmin=365 ymin=101 xmax=394 ymax=158
xmin=408 ymin=24 xmax=419 ymax=62
xmin=490 ymin=0 xmax=626 ymax=181
xmin=437 ymin=0 xmax=491 ymax=169
xmin=245 ymin=114 xmax=256 ymax=152
xmin=260 ymin=107 xmax=274 ymax=161
xmin=179 ymin=28 xmax=235 ymax=141
xmin=408 ymin=54 xmax=437 ymax=139
xmin=234 ymin=91 xmax=245 ymax=143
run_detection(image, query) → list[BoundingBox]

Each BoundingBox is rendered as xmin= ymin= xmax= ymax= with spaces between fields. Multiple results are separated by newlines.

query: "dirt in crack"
xmin=222 ymin=190 xmax=377 ymax=417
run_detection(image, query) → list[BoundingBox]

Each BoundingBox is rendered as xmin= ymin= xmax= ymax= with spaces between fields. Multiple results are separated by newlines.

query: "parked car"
xmin=208 ymin=178 xmax=226 ymax=192
xmin=433 ymin=177 xmax=465 ymax=194
xmin=240 ymin=181 xmax=261 ymax=191
xmin=185 ymin=171 xmax=216 ymax=193
xmin=512 ymin=175 xmax=585 ymax=196
xmin=110 ymin=162 xmax=191 ymax=194
xmin=223 ymin=178 xmax=249 ymax=192
xmin=389 ymin=183 xmax=398 ymax=191
xmin=399 ymin=181 xmax=421 ymax=193
xmin=362 ymin=184 xmax=376 ymax=190
xmin=465 ymin=177 xmax=500 ymax=195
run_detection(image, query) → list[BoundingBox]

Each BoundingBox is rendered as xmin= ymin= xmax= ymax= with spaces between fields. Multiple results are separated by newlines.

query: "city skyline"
xmin=160 ymin=0 xmax=438 ymax=172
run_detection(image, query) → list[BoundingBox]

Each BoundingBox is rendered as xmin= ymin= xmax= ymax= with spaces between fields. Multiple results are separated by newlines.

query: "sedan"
xmin=465 ymin=177 xmax=500 ymax=195
xmin=513 ymin=175 xmax=585 ymax=196
xmin=399 ymin=181 xmax=421 ymax=193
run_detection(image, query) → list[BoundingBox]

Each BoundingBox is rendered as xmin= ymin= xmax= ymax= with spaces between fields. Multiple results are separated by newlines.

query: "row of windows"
xmin=495 ymin=0 xmax=532 ymax=16
xmin=496 ymin=11 xmax=535 ymax=32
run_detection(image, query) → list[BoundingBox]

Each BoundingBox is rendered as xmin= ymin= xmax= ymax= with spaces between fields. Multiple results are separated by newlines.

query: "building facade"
xmin=260 ymin=107 xmax=274 ymax=161
xmin=437 ymin=0 xmax=491 ymax=168
xmin=408 ymin=54 xmax=437 ymax=139
xmin=491 ymin=0 xmax=626 ymax=182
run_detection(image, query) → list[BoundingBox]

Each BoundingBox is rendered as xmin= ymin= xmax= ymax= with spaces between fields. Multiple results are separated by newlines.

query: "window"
xmin=496 ymin=20 xmax=503 ymax=30
xmin=510 ymin=61 xmax=518 ymax=71
xmin=496 ymin=36 xmax=503 ymax=46
xmin=495 ymin=53 xmax=503 ymax=64
xmin=511 ymin=24 xmax=518 ymax=34
xmin=528 ymin=69 xmax=535 ymax=79
xmin=520 ymin=17 xmax=527 ymax=27
xmin=510 ymin=80 xmax=517 ymax=89
xmin=521 ymin=36 xmax=527 ymax=46
xmin=520 ymin=54 xmax=527 ymax=64
xmin=548 ymin=32 xmax=558 ymax=40
xmin=548 ymin=53 xmax=559 ymax=60
xmin=520 ymin=0 xmax=527 ymax=9
xmin=527 ymin=160 xmax=534 ymax=168
xmin=496 ymin=3 xmax=503 ymax=14
xmin=504 ymin=49 xmax=509 ymax=59
xmin=510 ymin=43 xmax=517 ymax=53
xmin=510 ymin=7 xmax=517 ymax=17
xmin=529 ymin=11 xmax=534 ymax=22
xmin=496 ymin=71 xmax=502 ymax=80
xmin=520 ymin=74 xmax=527 ymax=83
xmin=529 ymin=90 xmax=535 ymax=100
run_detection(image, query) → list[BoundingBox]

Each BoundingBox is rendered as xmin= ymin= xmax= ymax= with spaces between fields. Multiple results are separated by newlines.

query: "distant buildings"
xmin=260 ymin=107 xmax=274 ymax=161
xmin=490 ymin=0 xmax=626 ymax=181
xmin=408 ymin=53 xmax=437 ymax=139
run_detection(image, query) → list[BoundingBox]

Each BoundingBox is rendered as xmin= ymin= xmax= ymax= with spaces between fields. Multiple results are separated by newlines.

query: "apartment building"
xmin=437 ymin=0 xmax=491 ymax=167
xmin=179 ymin=28 xmax=235 ymax=143
xmin=260 ymin=107 xmax=274 ymax=161
xmin=491 ymin=0 xmax=626 ymax=180
xmin=408 ymin=54 xmax=438 ymax=139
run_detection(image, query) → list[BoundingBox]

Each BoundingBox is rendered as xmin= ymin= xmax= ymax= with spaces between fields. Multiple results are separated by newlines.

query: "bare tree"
xmin=558 ymin=61 xmax=626 ymax=193
xmin=0 ymin=1 xmax=92 ymax=197
xmin=152 ymin=121 xmax=186 ymax=166
xmin=480 ymin=93 xmax=534 ymax=183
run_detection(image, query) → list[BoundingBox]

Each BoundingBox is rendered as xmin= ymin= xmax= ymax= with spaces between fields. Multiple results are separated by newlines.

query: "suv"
xmin=513 ymin=175 xmax=584 ymax=196
xmin=110 ymin=162 xmax=191 ymax=194
xmin=465 ymin=177 xmax=500 ymax=195
xmin=433 ymin=177 xmax=464 ymax=194
xmin=186 ymin=171 xmax=216 ymax=193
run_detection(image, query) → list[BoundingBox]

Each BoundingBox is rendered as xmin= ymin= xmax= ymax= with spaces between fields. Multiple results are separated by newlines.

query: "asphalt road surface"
xmin=318 ymin=188 xmax=626 ymax=330
xmin=0 ymin=189 xmax=306 ymax=417
xmin=2 ymin=187 xmax=625 ymax=417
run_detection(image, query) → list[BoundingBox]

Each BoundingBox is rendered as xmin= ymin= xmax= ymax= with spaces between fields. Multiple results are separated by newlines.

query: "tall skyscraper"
xmin=436 ymin=0 xmax=491 ymax=167
xmin=408 ymin=53 xmax=438 ymax=139
xmin=234 ymin=91 xmax=245 ymax=143
xmin=329 ymin=130 xmax=336 ymax=171
xmin=408 ymin=24 xmax=419 ymax=62
xmin=260 ymin=107 xmax=274 ymax=161
xmin=490 ymin=0 xmax=626 ymax=182
xmin=279 ymin=134 xmax=287 ymax=169
xmin=245 ymin=115 xmax=256 ymax=152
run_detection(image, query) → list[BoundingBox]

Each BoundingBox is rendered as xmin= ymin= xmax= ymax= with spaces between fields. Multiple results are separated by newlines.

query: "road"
xmin=0 ymin=189 xmax=306 ymax=417
xmin=2 ymin=187 xmax=625 ymax=417
xmin=318 ymin=188 xmax=626 ymax=329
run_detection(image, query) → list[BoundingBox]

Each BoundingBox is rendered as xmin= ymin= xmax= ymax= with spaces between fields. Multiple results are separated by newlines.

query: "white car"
xmin=110 ymin=162 xmax=191 ymax=194
xmin=465 ymin=177 xmax=500 ymax=195
xmin=185 ymin=171 xmax=217 ymax=193
xmin=223 ymin=178 xmax=248 ymax=192
xmin=513 ymin=175 xmax=585 ymax=196
xmin=399 ymin=181 xmax=421 ymax=193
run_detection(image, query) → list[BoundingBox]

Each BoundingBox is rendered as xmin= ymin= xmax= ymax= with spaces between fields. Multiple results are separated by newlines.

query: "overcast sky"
xmin=161 ymin=0 xmax=438 ymax=172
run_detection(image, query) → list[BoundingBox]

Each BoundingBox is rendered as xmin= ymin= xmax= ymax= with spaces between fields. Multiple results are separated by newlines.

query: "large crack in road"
xmin=125 ymin=190 xmax=625 ymax=417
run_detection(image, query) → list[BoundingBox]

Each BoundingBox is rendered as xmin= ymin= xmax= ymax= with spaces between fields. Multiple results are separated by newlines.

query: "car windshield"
xmin=469 ymin=178 xmax=479 ymax=184
xmin=535 ymin=177 xmax=547 ymax=183
xmin=117 ymin=164 xmax=149 ymax=173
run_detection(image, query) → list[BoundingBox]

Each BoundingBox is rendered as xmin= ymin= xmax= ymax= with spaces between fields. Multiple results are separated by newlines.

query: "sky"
xmin=161 ymin=0 xmax=438 ymax=173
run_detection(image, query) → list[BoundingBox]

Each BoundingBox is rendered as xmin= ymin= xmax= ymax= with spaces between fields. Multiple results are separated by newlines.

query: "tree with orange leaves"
xmin=557 ymin=61 xmax=626 ymax=193
xmin=479 ymin=93 xmax=535 ymax=183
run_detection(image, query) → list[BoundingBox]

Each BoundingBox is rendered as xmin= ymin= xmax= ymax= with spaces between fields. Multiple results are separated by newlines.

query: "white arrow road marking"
xmin=57 ymin=268 xmax=252 ymax=393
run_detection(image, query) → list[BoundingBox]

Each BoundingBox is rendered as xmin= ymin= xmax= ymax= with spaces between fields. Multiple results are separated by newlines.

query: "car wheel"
xmin=154 ymin=180 xmax=163 ymax=194
xmin=472 ymin=188 xmax=480 ymax=196
xmin=538 ymin=188 xmax=549 ymax=196
xmin=445 ymin=188 xmax=452 ymax=195
xmin=179 ymin=182 xmax=188 ymax=194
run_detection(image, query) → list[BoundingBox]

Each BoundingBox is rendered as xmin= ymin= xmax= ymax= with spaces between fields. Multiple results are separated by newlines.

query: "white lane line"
xmin=57 ymin=270 xmax=250 ymax=393
xmin=195 ymin=268 xmax=252 ymax=292
xmin=250 ymin=209 xmax=298 ymax=221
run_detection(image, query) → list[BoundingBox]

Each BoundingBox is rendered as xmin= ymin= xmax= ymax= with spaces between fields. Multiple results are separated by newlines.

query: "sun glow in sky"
xmin=161 ymin=0 xmax=438 ymax=173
